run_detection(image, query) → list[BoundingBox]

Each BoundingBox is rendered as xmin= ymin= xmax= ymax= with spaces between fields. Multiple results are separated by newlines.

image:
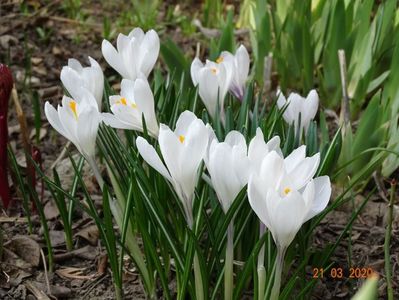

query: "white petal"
xmin=265 ymin=135 xmax=281 ymax=152
xmin=158 ymin=124 xmax=183 ymax=184
xmin=191 ymin=57 xmax=204 ymax=86
xmin=248 ymin=128 xmax=269 ymax=170
xmin=198 ymin=67 xmax=221 ymax=119
xmin=175 ymin=110 xmax=198 ymax=137
xmin=289 ymin=153 xmax=320 ymax=190
xmin=67 ymin=58 xmax=83 ymax=71
xmin=259 ymin=151 xmax=284 ymax=190
xmin=179 ymin=119 xmax=208 ymax=196
xmin=128 ymin=27 xmax=145 ymax=40
xmin=139 ymin=30 xmax=160 ymax=77
xmin=76 ymin=106 xmax=99 ymax=158
xmin=207 ymin=143 xmax=239 ymax=213
xmin=284 ymin=145 xmax=306 ymax=173
xmin=225 ymin=130 xmax=246 ymax=149
xmin=232 ymin=145 xmax=250 ymax=186
xmin=102 ymin=39 xmax=128 ymax=79
xmin=204 ymin=123 xmax=217 ymax=165
xmin=60 ymin=67 xmax=81 ymax=101
xmin=248 ymin=175 xmax=271 ymax=228
xmin=44 ymin=102 xmax=69 ymax=140
xmin=304 ymin=176 xmax=331 ymax=222
xmin=305 ymin=89 xmax=319 ymax=121
xmin=286 ymin=93 xmax=304 ymax=128
xmin=101 ymin=112 xmax=134 ymax=130
xmin=235 ymin=45 xmax=250 ymax=86
xmin=266 ymin=189 xmax=306 ymax=248
xmin=87 ymin=56 xmax=104 ymax=109
xmin=136 ymin=136 xmax=172 ymax=182
xmin=133 ymin=78 xmax=159 ymax=136
xmin=276 ymin=90 xmax=286 ymax=110
xmin=120 ymin=79 xmax=135 ymax=100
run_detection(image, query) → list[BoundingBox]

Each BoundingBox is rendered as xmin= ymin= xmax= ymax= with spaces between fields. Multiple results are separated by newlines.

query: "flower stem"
xmin=114 ymin=283 xmax=123 ymax=300
xmin=86 ymin=155 xmax=104 ymax=190
xmin=384 ymin=180 xmax=396 ymax=300
xmin=225 ymin=222 xmax=234 ymax=300
xmin=186 ymin=206 xmax=204 ymax=300
xmin=193 ymin=251 xmax=204 ymax=300
xmin=270 ymin=246 xmax=286 ymax=300
xmin=257 ymin=223 xmax=266 ymax=299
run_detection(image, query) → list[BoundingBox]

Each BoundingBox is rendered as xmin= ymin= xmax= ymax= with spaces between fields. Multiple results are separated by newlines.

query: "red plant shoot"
xmin=0 ymin=64 xmax=13 ymax=209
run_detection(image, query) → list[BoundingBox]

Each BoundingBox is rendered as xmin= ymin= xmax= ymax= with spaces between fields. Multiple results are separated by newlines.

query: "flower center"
xmin=179 ymin=135 xmax=185 ymax=143
xmin=216 ymin=56 xmax=224 ymax=64
xmin=69 ymin=100 xmax=78 ymax=119
xmin=116 ymin=97 xmax=127 ymax=105
xmin=210 ymin=67 xmax=218 ymax=75
xmin=283 ymin=187 xmax=291 ymax=195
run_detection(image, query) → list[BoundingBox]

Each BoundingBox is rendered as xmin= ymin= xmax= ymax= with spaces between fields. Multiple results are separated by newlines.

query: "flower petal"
xmin=44 ymin=102 xmax=69 ymax=140
xmin=136 ymin=136 xmax=172 ymax=182
xmin=191 ymin=57 xmax=204 ymax=86
xmin=248 ymin=174 xmax=271 ymax=228
xmin=133 ymin=78 xmax=159 ymax=136
xmin=139 ymin=30 xmax=160 ymax=77
xmin=267 ymin=189 xmax=306 ymax=248
xmin=289 ymin=152 xmax=320 ymax=190
xmin=235 ymin=45 xmax=250 ymax=86
xmin=304 ymin=176 xmax=331 ymax=222
xmin=284 ymin=145 xmax=306 ymax=173
xmin=101 ymin=112 xmax=134 ymax=130
xmin=102 ymin=39 xmax=128 ymax=79
xmin=76 ymin=106 xmax=99 ymax=158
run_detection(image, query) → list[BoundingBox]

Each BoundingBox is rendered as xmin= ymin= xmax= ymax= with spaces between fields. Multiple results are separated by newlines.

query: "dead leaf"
xmin=56 ymin=267 xmax=96 ymax=280
xmin=97 ymin=254 xmax=107 ymax=275
xmin=52 ymin=46 xmax=62 ymax=56
xmin=25 ymin=281 xmax=51 ymax=300
xmin=43 ymin=200 xmax=59 ymax=220
xmin=49 ymin=230 xmax=65 ymax=247
xmin=34 ymin=282 xmax=71 ymax=298
xmin=29 ymin=128 xmax=47 ymax=142
xmin=75 ymin=225 xmax=99 ymax=246
xmin=0 ymin=217 xmax=28 ymax=223
xmin=31 ymin=57 xmax=43 ymax=65
xmin=53 ymin=245 xmax=97 ymax=262
xmin=0 ymin=35 xmax=18 ymax=49
xmin=9 ymin=236 xmax=41 ymax=267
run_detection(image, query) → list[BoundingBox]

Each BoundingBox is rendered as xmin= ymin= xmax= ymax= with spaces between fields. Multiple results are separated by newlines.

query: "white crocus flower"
xmin=206 ymin=131 xmax=250 ymax=213
xmin=136 ymin=111 xmax=208 ymax=227
xmin=205 ymin=130 xmax=250 ymax=300
xmin=248 ymin=128 xmax=282 ymax=174
xmin=248 ymin=147 xmax=331 ymax=300
xmin=277 ymin=89 xmax=319 ymax=136
xmin=218 ymin=45 xmax=250 ymax=101
xmin=191 ymin=57 xmax=233 ymax=120
xmin=44 ymin=88 xmax=100 ymax=162
xmin=102 ymin=28 xmax=159 ymax=81
xmin=102 ymin=78 xmax=159 ymax=138
xmin=60 ymin=57 xmax=104 ymax=110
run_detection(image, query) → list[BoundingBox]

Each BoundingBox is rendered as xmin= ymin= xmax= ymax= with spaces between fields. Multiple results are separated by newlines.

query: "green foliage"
xmin=131 ymin=0 xmax=159 ymax=29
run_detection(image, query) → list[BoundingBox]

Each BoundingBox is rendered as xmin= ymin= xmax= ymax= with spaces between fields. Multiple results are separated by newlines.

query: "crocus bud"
xmin=0 ymin=64 xmax=13 ymax=209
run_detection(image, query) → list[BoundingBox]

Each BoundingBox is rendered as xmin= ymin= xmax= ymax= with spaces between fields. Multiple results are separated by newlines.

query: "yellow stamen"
xmin=216 ymin=56 xmax=224 ymax=64
xmin=179 ymin=135 xmax=185 ymax=143
xmin=283 ymin=187 xmax=291 ymax=195
xmin=210 ymin=67 xmax=218 ymax=75
xmin=69 ymin=100 xmax=78 ymax=119
xmin=131 ymin=103 xmax=137 ymax=109
xmin=120 ymin=97 xmax=127 ymax=105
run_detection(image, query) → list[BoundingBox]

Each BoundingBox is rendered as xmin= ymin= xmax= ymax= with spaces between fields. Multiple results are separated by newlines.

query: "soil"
xmin=1 ymin=1 xmax=398 ymax=299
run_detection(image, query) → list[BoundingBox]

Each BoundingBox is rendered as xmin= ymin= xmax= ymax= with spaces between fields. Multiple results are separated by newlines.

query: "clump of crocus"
xmin=0 ymin=64 xmax=13 ymax=209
